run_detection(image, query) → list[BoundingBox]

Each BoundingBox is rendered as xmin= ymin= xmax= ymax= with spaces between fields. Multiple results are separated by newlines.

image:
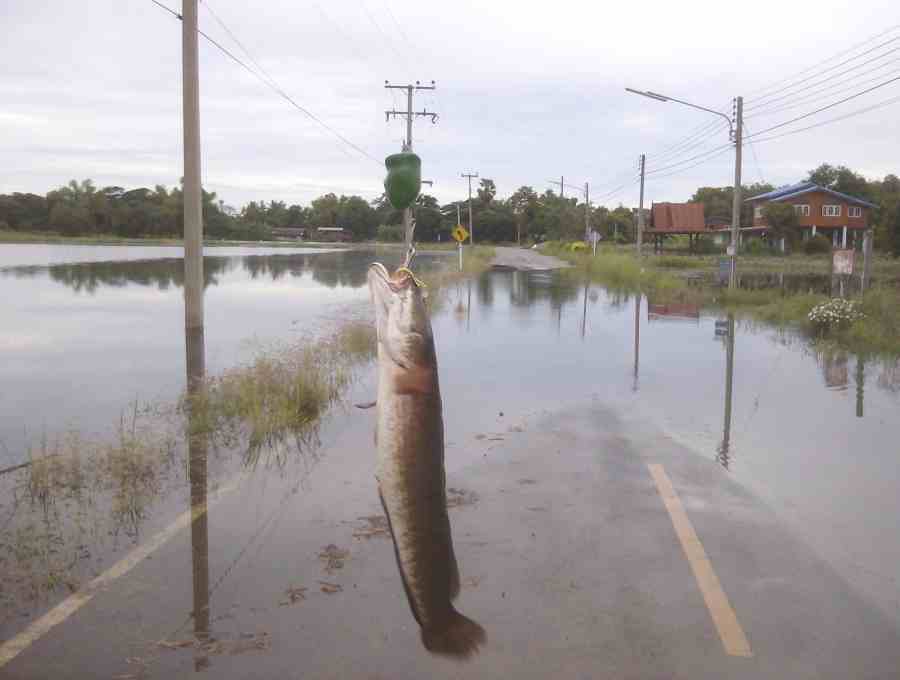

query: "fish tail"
xmin=421 ymin=608 xmax=486 ymax=660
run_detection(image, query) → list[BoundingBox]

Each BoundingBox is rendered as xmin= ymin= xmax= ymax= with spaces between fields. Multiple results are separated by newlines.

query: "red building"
xmin=744 ymin=181 xmax=876 ymax=248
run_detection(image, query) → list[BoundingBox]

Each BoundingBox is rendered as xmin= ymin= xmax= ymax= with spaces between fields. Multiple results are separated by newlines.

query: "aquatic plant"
xmin=808 ymin=298 xmax=864 ymax=330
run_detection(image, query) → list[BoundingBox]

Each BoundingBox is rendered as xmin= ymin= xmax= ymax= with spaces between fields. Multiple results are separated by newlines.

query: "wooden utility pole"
xmin=636 ymin=154 xmax=645 ymax=257
xmin=462 ymin=172 xmax=479 ymax=245
xmin=729 ymin=96 xmax=743 ymax=289
xmin=385 ymin=80 xmax=437 ymax=249
xmin=182 ymin=0 xmax=203 ymax=335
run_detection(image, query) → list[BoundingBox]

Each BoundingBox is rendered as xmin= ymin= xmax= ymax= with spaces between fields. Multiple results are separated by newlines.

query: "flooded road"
xmin=2 ymin=244 xmax=900 ymax=677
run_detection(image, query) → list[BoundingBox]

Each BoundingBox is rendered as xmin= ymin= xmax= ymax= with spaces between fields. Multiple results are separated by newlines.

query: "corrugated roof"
xmin=745 ymin=182 xmax=877 ymax=208
xmin=649 ymin=202 xmax=707 ymax=233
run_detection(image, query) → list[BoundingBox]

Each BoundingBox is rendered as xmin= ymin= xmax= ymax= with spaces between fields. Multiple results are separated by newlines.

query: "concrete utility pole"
xmin=584 ymin=181 xmax=591 ymax=243
xmin=182 ymin=0 xmax=203 ymax=337
xmin=637 ymin=154 xmax=645 ymax=257
xmin=385 ymin=80 xmax=437 ymax=249
xmin=730 ymin=97 xmax=743 ymax=289
xmin=461 ymin=172 xmax=479 ymax=245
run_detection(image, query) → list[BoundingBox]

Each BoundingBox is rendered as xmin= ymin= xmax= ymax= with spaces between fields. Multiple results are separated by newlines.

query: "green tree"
xmin=476 ymin=179 xmax=496 ymax=207
xmin=893 ymin=206 xmax=900 ymax=258
xmin=337 ymin=195 xmax=376 ymax=241
xmin=508 ymin=186 xmax=538 ymax=244
xmin=762 ymin=202 xmax=799 ymax=248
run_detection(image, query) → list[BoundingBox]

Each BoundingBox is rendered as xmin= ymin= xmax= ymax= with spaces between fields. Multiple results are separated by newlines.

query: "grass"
xmin=543 ymin=241 xmax=900 ymax=356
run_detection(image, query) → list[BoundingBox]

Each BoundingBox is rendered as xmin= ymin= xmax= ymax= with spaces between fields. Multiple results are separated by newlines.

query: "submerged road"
xmin=3 ymin=396 xmax=899 ymax=679
xmin=490 ymin=245 xmax=571 ymax=271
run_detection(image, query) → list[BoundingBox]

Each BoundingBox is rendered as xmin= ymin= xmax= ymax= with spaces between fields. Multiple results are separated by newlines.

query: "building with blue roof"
xmin=744 ymin=181 xmax=876 ymax=249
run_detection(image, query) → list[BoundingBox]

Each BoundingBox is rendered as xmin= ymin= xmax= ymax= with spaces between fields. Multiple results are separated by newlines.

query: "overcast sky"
xmin=2 ymin=1 xmax=898 ymax=209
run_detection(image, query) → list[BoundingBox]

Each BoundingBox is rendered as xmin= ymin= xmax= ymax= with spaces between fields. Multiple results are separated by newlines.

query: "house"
xmin=744 ymin=181 xmax=876 ymax=248
xmin=646 ymin=202 xmax=708 ymax=250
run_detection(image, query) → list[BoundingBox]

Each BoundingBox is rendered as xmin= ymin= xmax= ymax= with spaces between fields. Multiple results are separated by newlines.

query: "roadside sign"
xmin=714 ymin=319 xmax=730 ymax=337
xmin=833 ymin=249 xmax=854 ymax=275
xmin=452 ymin=225 xmax=469 ymax=243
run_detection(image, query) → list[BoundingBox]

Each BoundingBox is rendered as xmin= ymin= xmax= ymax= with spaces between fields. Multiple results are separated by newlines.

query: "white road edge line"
xmin=0 ymin=480 xmax=239 ymax=668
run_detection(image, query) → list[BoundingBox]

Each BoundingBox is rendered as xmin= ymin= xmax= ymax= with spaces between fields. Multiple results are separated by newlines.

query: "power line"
xmin=644 ymin=146 xmax=733 ymax=183
xmin=745 ymin=46 xmax=900 ymax=113
xmin=745 ymin=74 xmax=900 ymax=139
xmin=745 ymin=93 xmax=900 ymax=146
xmin=358 ymin=0 xmax=406 ymax=66
xmin=149 ymin=0 xmax=381 ymax=166
xmin=745 ymin=27 xmax=900 ymax=103
xmin=741 ymin=122 xmax=766 ymax=185
xmin=644 ymin=142 xmax=734 ymax=176
xmin=746 ymin=61 xmax=900 ymax=119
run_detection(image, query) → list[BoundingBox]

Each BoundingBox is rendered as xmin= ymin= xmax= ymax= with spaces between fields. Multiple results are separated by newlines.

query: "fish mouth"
xmin=367 ymin=262 xmax=418 ymax=293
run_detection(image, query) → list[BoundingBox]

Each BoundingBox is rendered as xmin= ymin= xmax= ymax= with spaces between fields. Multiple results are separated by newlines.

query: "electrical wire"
xmin=744 ymin=93 xmax=900 ymax=146
xmin=644 ymin=146 xmax=733 ymax=183
xmin=149 ymin=0 xmax=381 ymax=166
xmin=745 ymin=30 xmax=900 ymax=105
xmin=745 ymin=74 xmax=900 ymax=139
xmin=741 ymin=122 xmax=766 ymax=185
xmin=745 ymin=46 xmax=900 ymax=113
xmin=644 ymin=142 xmax=734 ymax=176
xmin=745 ymin=62 xmax=900 ymax=120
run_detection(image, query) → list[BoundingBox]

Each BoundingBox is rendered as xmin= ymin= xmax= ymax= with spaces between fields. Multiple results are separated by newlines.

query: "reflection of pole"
xmin=186 ymin=325 xmax=209 ymax=668
xmin=633 ymin=295 xmax=641 ymax=391
xmin=718 ymin=314 xmax=735 ymax=468
xmin=580 ymin=277 xmax=589 ymax=339
xmin=856 ymin=356 xmax=865 ymax=418
xmin=636 ymin=154 xmax=645 ymax=257
xmin=466 ymin=279 xmax=471 ymax=332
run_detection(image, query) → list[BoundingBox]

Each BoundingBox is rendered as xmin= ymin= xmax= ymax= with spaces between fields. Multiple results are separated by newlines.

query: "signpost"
xmin=452 ymin=224 xmax=469 ymax=272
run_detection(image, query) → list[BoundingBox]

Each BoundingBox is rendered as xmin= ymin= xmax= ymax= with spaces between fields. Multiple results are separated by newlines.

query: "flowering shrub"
xmin=808 ymin=298 xmax=863 ymax=330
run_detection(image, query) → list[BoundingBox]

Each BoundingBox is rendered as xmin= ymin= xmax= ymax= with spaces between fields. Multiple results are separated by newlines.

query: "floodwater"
xmin=2 ymin=244 xmax=900 ymax=674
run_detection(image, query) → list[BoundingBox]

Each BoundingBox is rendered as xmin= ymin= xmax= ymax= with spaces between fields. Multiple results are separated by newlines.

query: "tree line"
xmin=1 ymin=164 xmax=898 ymax=253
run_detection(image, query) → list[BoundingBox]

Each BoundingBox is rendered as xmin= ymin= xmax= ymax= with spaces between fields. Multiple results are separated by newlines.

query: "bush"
xmin=804 ymin=234 xmax=832 ymax=255
xmin=808 ymin=298 xmax=863 ymax=331
xmin=693 ymin=236 xmax=723 ymax=255
xmin=0 ymin=219 xmax=10 ymax=231
xmin=741 ymin=238 xmax=770 ymax=256
xmin=377 ymin=224 xmax=404 ymax=242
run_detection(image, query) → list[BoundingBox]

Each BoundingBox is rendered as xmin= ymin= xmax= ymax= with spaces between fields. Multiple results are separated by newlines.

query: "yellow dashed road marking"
xmin=648 ymin=463 xmax=752 ymax=657
xmin=0 ymin=481 xmax=239 ymax=668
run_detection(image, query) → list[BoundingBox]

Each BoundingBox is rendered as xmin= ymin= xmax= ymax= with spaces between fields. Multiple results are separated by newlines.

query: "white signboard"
xmin=833 ymin=249 xmax=854 ymax=276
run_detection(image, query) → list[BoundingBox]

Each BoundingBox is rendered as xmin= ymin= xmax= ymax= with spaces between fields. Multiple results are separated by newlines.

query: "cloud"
xmin=1 ymin=0 xmax=898 ymax=208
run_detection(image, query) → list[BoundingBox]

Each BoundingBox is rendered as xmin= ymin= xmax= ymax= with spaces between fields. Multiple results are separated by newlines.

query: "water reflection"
xmin=186 ymin=325 xmax=211 ymax=668
xmin=633 ymin=295 xmax=641 ymax=392
xmin=717 ymin=315 xmax=736 ymax=470
xmin=0 ymin=250 xmax=447 ymax=294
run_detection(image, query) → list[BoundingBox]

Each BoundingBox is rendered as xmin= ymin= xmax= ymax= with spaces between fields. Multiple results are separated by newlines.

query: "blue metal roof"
xmin=745 ymin=181 xmax=877 ymax=209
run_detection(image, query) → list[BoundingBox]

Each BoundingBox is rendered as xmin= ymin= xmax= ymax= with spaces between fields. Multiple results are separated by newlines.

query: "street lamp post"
xmin=625 ymin=88 xmax=743 ymax=288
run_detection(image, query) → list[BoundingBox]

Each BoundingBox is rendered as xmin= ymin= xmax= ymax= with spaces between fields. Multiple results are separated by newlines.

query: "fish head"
xmin=368 ymin=262 xmax=433 ymax=372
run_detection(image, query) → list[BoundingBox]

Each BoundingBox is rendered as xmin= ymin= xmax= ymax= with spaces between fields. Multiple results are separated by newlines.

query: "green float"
xmin=384 ymin=152 xmax=421 ymax=210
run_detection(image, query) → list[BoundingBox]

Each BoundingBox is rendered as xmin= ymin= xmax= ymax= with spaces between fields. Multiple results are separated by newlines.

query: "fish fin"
xmin=421 ymin=608 xmax=486 ymax=660
xmin=378 ymin=487 xmax=423 ymax=626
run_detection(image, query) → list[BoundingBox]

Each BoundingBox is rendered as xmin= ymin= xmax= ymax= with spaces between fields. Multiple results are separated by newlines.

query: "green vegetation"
xmin=545 ymin=243 xmax=900 ymax=355
xmin=5 ymin=163 xmax=898 ymax=248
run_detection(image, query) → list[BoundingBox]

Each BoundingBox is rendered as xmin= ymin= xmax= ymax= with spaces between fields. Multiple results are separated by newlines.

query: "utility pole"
xmin=730 ymin=97 xmax=743 ymax=289
xmin=636 ymin=153 xmax=645 ymax=257
xmin=385 ymin=80 xmax=437 ymax=249
xmin=183 ymin=0 xmax=203 ymax=339
xmin=584 ymin=181 xmax=591 ymax=244
xmin=461 ymin=172 xmax=479 ymax=245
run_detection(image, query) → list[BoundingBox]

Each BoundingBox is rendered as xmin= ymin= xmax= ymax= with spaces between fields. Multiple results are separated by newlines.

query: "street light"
xmin=626 ymin=87 xmax=743 ymax=288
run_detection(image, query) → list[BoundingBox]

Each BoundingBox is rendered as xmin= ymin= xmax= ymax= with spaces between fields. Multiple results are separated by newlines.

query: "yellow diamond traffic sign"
xmin=452 ymin=225 xmax=469 ymax=243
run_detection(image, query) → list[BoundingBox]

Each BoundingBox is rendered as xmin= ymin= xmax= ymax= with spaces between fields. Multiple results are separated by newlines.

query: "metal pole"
xmin=637 ymin=154 xmax=645 ymax=257
xmin=730 ymin=96 xmax=743 ymax=289
xmin=457 ymin=203 xmax=463 ymax=270
xmin=183 ymin=0 xmax=203 ymax=332
xmin=560 ymin=176 xmax=564 ymax=199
